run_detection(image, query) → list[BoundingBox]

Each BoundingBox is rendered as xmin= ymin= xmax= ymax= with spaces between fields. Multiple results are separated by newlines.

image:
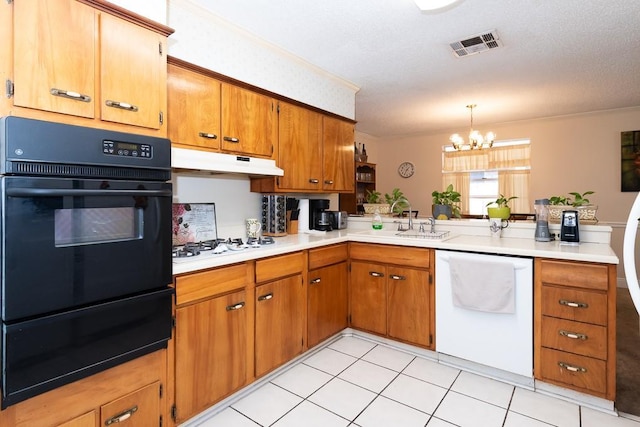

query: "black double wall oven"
xmin=0 ymin=117 xmax=173 ymax=408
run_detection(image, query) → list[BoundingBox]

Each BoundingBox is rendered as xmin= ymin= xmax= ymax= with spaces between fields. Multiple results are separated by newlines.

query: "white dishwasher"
xmin=435 ymin=250 xmax=533 ymax=378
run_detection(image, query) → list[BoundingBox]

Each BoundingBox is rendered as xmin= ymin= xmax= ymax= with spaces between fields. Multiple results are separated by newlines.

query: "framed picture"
xmin=621 ymin=130 xmax=640 ymax=192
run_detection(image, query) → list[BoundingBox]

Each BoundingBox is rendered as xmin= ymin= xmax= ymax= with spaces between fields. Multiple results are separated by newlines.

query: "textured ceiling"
xmin=188 ymin=0 xmax=640 ymax=138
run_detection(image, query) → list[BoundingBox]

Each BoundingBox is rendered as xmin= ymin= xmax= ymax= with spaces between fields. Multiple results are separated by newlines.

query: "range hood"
xmin=171 ymin=147 xmax=284 ymax=177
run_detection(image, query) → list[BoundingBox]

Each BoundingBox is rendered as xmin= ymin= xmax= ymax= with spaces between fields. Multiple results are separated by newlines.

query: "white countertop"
xmin=173 ymin=218 xmax=619 ymax=275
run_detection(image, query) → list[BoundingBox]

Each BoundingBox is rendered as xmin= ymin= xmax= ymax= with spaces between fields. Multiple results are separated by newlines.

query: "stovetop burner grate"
xmin=172 ymin=236 xmax=275 ymax=260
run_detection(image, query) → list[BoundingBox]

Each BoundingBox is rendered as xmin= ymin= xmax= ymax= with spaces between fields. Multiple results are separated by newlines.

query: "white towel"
xmin=449 ymin=256 xmax=515 ymax=314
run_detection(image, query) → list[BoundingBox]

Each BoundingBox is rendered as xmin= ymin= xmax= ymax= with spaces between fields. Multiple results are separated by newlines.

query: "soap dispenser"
xmin=372 ymin=207 xmax=383 ymax=230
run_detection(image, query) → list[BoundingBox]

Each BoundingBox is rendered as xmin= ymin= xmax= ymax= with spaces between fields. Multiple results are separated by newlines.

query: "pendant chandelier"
xmin=449 ymin=104 xmax=495 ymax=151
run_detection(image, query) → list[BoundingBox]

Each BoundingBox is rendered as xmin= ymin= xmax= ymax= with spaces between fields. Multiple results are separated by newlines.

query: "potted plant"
xmin=486 ymin=194 xmax=518 ymax=220
xmin=548 ymin=191 xmax=598 ymax=222
xmin=384 ymin=188 xmax=409 ymax=216
xmin=431 ymin=184 xmax=461 ymax=219
xmin=363 ymin=189 xmax=391 ymax=214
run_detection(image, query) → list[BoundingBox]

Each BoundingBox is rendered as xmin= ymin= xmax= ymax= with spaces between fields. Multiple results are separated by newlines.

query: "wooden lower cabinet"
xmin=100 ymin=381 xmax=160 ymax=427
xmin=172 ymin=263 xmax=252 ymax=424
xmin=534 ymin=258 xmax=616 ymax=400
xmin=174 ymin=290 xmax=248 ymax=422
xmin=0 ymin=351 xmax=166 ymax=427
xmin=349 ymin=243 xmax=434 ymax=349
xmin=308 ymin=244 xmax=349 ymax=347
xmin=255 ymin=274 xmax=305 ymax=377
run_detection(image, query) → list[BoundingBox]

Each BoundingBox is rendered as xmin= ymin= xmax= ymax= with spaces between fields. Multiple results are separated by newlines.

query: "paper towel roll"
xmin=298 ymin=199 xmax=309 ymax=232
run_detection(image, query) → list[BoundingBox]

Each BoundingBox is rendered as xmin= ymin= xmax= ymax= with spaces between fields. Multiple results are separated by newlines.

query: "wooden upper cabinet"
xmin=5 ymin=0 xmax=172 ymax=135
xmin=221 ymin=83 xmax=277 ymax=158
xmin=277 ymin=102 xmax=323 ymax=191
xmin=323 ymin=116 xmax=355 ymax=192
xmin=13 ymin=0 xmax=96 ymax=118
xmin=167 ymin=63 xmax=221 ymax=149
xmin=100 ymin=13 xmax=165 ymax=130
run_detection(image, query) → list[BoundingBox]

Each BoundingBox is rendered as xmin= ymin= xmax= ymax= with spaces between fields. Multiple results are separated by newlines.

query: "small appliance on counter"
xmin=534 ymin=198 xmax=552 ymax=242
xmin=261 ymin=194 xmax=287 ymax=236
xmin=329 ymin=210 xmax=348 ymax=230
xmin=310 ymin=199 xmax=332 ymax=231
xmin=560 ymin=210 xmax=580 ymax=243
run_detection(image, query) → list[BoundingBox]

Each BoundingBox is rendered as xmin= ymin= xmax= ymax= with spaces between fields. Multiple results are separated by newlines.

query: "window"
xmin=442 ymin=139 xmax=531 ymax=215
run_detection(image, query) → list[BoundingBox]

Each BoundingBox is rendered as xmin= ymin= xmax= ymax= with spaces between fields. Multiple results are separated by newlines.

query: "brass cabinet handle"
xmin=308 ymin=179 xmax=320 ymax=184
xmin=558 ymin=362 xmax=587 ymax=373
xmin=310 ymin=278 xmax=321 ymax=285
xmin=324 ymin=180 xmax=334 ymax=185
xmin=226 ymin=302 xmax=245 ymax=311
xmin=389 ymin=274 xmax=406 ymax=281
xmin=257 ymin=293 xmax=273 ymax=302
xmin=223 ymin=136 xmax=239 ymax=143
xmin=50 ymin=88 xmax=91 ymax=102
xmin=105 ymin=100 xmax=138 ymax=112
xmin=199 ymin=132 xmax=218 ymax=139
xmin=105 ymin=405 xmax=138 ymax=425
xmin=558 ymin=299 xmax=588 ymax=309
xmin=369 ymin=271 xmax=384 ymax=277
xmin=559 ymin=329 xmax=587 ymax=340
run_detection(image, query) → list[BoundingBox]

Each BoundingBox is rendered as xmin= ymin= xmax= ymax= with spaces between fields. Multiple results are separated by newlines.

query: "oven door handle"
xmin=6 ymin=188 xmax=172 ymax=197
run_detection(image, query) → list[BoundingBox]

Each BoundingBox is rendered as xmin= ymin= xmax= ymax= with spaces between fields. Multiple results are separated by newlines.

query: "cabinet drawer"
xmin=539 ymin=348 xmax=607 ymax=395
xmin=256 ymin=251 xmax=304 ymax=283
xmin=539 ymin=260 xmax=608 ymax=290
xmin=175 ymin=263 xmax=248 ymax=305
xmin=101 ymin=381 xmax=160 ymax=427
xmin=349 ymin=243 xmax=430 ymax=269
xmin=309 ymin=243 xmax=348 ymax=270
xmin=541 ymin=285 xmax=607 ymax=325
xmin=541 ymin=316 xmax=607 ymax=360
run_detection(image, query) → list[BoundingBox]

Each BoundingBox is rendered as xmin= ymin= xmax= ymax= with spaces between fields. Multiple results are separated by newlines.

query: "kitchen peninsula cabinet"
xmin=349 ymin=243 xmax=435 ymax=349
xmin=255 ymin=252 xmax=306 ymax=377
xmin=0 ymin=351 xmax=167 ymax=427
xmin=172 ymin=263 xmax=252 ymax=424
xmin=1 ymin=0 xmax=173 ymax=135
xmin=307 ymin=244 xmax=349 ymax=347
xmin=534 ymin=259 xmax=616 ymax=400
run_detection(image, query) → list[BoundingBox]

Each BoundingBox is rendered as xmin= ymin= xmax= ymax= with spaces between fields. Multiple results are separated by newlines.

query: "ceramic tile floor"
xmin=192 ymin=336 xmax=640 ymax=427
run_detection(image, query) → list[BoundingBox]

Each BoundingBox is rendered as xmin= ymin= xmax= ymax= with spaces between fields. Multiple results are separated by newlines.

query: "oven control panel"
xmin=102 ymin=140 xmax=152 ymax=158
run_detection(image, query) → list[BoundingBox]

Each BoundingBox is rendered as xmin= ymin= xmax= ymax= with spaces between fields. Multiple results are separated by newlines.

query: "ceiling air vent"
xmin=449 ymin=30 xmax=502 ymax=58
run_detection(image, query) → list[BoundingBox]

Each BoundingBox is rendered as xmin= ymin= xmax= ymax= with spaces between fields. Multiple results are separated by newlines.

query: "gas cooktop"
xmin=172 ymin=237 xmax=275 ymax=263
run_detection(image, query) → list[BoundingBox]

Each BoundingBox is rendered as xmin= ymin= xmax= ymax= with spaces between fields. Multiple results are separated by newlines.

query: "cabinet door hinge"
xmin=271 ymin=145 xmax=274 ymax=155
xmin=171 ymin=404 xmax=177 ymax=421
xmin=5 ymin=79 xmax=14 ymax=98
xmin=429 ymin=334 xmax=433 ymax=345
xmin=348 ymin=314 xmax=352 ymax=324
xmin=171 ymin=316 xmax=176 ymax=329
xmin=276 ymin=102 xmax=280 ymax=114
xmin=159 ymin=42 xmax=163 ymax=56
xmin=159 ymin=415 xmax=163 ymax=427
xmin=348 ymin=263 xmax=352 ymax=272
xmin=276 ymin=176 xmax=280 ymax=186
xmin=159 ymin=111 xmax=164 ymax=125
xmin=159 ymin=383 xmax=163 ymax=398
xmin=429 ymin=274 xmax=433 ymax=285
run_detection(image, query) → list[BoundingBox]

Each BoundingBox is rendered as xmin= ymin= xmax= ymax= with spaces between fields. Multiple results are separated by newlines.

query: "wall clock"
xmin=398 ymin=161 xmax=415 ymax=178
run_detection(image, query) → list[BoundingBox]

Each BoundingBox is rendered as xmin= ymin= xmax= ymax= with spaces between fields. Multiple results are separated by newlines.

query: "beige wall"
xmin=357 ymin=106 xmax=640 ymax=282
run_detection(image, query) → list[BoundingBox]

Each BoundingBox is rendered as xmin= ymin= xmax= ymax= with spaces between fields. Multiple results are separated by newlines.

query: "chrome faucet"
xmin=427 ymin=217 xmax=436 ymax=233
xmin=390 ymin=197 xmax=413 ymax=230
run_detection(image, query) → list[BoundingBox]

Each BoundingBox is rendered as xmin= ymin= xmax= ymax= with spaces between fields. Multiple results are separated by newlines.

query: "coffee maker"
xmin=310 ymin=199 xmax=332 ymax=231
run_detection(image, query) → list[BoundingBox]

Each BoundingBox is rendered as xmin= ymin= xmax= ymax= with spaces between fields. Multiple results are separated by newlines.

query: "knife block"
xmin=261 ymin=194 xmax=288 ymax=236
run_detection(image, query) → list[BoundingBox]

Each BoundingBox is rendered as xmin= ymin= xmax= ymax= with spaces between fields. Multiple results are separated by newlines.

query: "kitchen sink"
xmin=349 ymin=229 xmax=452 ymax=240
